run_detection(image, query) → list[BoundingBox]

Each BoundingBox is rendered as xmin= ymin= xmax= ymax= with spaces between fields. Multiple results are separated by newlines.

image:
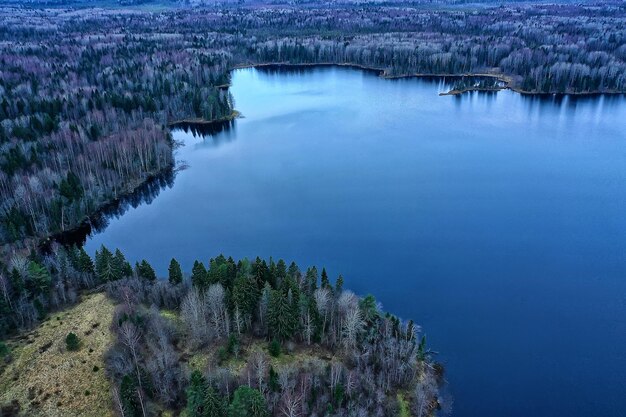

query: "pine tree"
xmin=95 ymin=245 xmax=118 ymax=282
xmin=287 ymin=261 xmax=300 ymax=280
xmin=77 ymin=247 xmax=94 ymax=274
xmin=168 ymin=258 xmax=183 ymax=285
xmin=114 ymin=249 xmax=132 ymax=279
xmin=187 ymin=370 xmax=208 ymax=417
xmin=321 ymin=267 xmax=330 ymax=289
xmin=27 ymin=261 xmax=51 ymax=296
xmin=65 ymin=332 xmax=80 ymax=351
xmin=208 ymin=255 xmax=236 ymax=288
xmin=304 ymin=266 xmax=318 ymax=295
xmin=268 ymin=366 xmax=280 ymax=392
xmin=59 ymin=171 xmax=83 ymax=202
xmin=267 ymin=289 xmax=298 ymax=341
xmin=252 ymin=257 xmax=270 ymax=289
xmin=191 ymin=260 xmax=208 ymax=291
xmin=359 ymin=294 xmax=379 ymax=323
xmin=280 ymin=276 xmax=300 ymax=306
xmin=204 ymin=384 xmax=226 ymax=417
xmin=228 ymin=386 xmax=268 ymax=417
xmin=275 ymin=259 xmax=287 ymax=288
xmin=120 ymin=374 xmax=140 ymax=417
xmin=224 ymin=257 xmax=237 ymax=289
xmin=232 ymin=274 xmax=259 ymax=320
xmin=136 ymin=260 xmax=156 ymax=281
xmin=335 ymin=274 xmax=344 ymax=294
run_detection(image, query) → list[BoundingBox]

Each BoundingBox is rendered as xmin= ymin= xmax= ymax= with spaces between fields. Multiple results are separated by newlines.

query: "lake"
xmin=84 ymin=66 xmax=626 ymax=417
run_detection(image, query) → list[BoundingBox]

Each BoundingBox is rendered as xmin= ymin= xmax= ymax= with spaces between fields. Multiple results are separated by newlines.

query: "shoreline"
xmin=168 ymin=110 xmax=241 ymax=127
xmin=6 ymin=64 xmax=621 ymax=256
xmin=232 ymin=62 xmax=626 ymax=97
xmin=45 ymin=111 xmax=242 ymax=250
xmin=2 ymin=112 xmax=242 ymax=257
xmin=39 ymin=163 xmax=176 ymax=252
xmin=1 ymin=163 xmax=174 ymax=257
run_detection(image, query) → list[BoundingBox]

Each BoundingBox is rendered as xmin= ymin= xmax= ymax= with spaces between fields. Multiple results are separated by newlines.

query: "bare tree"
xmin=180 ymin=288 xmax=210 ymax=347
xmin=341 ymin=307 xmax=364 ymax=350
xmin=206 ymin=283 xmax=226 ymax=338
xmin=280 ymin=391 xmax=303 ymax=417
xmin=119 ymin=322 xmax=147 ymax=417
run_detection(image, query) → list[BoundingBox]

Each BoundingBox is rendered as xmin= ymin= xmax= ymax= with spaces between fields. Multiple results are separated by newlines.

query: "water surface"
xmin=85 ymin=67 xmax=626 ymax=417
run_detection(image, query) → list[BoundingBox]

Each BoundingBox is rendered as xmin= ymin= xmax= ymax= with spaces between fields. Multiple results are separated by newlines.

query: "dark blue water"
xmin=85 ymin=67 xmax=626 ymax=417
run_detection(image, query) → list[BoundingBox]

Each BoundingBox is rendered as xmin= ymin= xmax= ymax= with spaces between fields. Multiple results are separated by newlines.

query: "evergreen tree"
xmin=275 ymin=259 xmax=287 ymax=287
xmin=321 ymin=267 xmax=330 ymax=289
xmin=299 ymin=294 xmax=322 ymax=343
xmin=114 ymin=249 xmax=132 ymax=279
xmin=224 ymin=257 xmax=237 ymax=289
xmin=136 ymin=260 xmax=156 ymax=281
xmin=208 ymin=255 xmax=236 ymax=288
xmin=59 ymin=171 xmax=83 ymax=202
xmin=77 ymin=247 xmax=94 ymax=274
xmin=65 ymin=332 xmax=80 ymax=351
xmin=227 ymin=386 xmax=268 ymax=417
xmin=232 ymin=274 xmax=259 ymax=319
xmin=287 ymin=261 xmax=300 ymax=280
xmin=204 ymin=384 xmax=226 ymax=417
xmin=417 ymin=335 xmax=428 ymax=361
xmin=267 ymin=289 xmax=298 ymax=341
xmin=252 ymin=257 xmax=270 ymax=289
xmin=280 ymin=276 xmax=300 ymax=307
xmin=95 ymin=245 xmax=118 ymax=282
xmin=304 ymin=266 xmax=318 ymax=295
xmin=27 ymin=261 xmax=51 ymax=296
xmin=168 ymin=258 xmax=183 ymax=285
xmin=120 ymin=374 xmax=140 ymax=417
xmin=268 ymin=366 xmax=280 ymax=392
xmin=187 ymin=370 xmax=208 ymax=417
xmin=191 ymin=260 xmax=209 ymax=291
xmin=359 ymin=294 xmax=380 ymax=323
xmin=335 ymin=274 xmax=344 ymax=294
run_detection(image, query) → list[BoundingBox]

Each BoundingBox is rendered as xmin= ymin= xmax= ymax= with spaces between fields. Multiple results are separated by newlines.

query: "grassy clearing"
xmin=0 ymin=292 xmax=115 ymax=417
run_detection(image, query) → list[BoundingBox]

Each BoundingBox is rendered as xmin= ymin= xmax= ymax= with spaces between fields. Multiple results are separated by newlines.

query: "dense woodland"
xmin=0 ymin=14 xmax=233 ymax=249
xmin=1 ymin=1 xmax=625 ymax=251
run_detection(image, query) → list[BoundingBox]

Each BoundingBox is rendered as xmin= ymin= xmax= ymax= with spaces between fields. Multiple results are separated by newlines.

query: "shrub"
xmin=268 ymin=339 xmax=281 ymax=357
xmin=65 ymin=332 xmax=80 ymax=351
xmin=92 ymin=365 xmax=99 ymax=372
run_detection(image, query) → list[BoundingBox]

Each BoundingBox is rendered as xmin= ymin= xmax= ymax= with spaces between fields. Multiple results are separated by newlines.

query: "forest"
xmin=0 ymin=245 xmax=447 ymax=416
xmin=1 ymin=1 xmax=625 ymax=253
xmin=0 ymin=2 xmax=624 ymax=414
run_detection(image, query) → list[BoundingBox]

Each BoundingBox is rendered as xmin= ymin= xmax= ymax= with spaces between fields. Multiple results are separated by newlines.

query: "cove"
xmin=84 ymin=67 xmax=626 ymax=417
